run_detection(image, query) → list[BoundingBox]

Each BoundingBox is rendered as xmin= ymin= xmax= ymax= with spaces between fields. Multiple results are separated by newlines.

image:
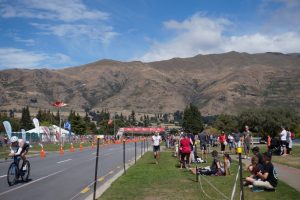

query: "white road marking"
xmin=103 ymin=152 xmax=113 ymax=156
xmin=0 ymin=170 xmax=65 ymax=197
xmin=0 ymin=175 xmax=7 ymax=178
xmin=57 ymin=159 xmax=72 ymax=164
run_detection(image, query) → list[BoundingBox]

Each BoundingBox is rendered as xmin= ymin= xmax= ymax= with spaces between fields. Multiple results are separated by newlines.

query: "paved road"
xmin=0 ymin=141 xmax=149 ymax=200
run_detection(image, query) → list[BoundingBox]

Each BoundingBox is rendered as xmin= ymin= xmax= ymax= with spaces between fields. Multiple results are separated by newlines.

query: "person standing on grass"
xmin=267 ymin=135 xmax=271 ymax=150
xmin=187 ymin=131 xmax=195 ymax=163
xmin=199 ymin=131 xmax=208 ymax=161
xmin=242 ymin=125 xmax=252 ymax=159
xmin=180 ymin=134 xmax=191 ymax=169
xmin=152 ymin=131 xmax=162 ymax=164
xmin=280 ymin=127 xmax=288 ymax=156
xmin=219 ymin=131 xmax=226 ymax=154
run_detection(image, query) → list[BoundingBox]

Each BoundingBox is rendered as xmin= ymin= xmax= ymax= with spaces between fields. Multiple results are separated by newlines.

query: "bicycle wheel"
xmin=7 ymin=163 xmax=18 ymax=186
xmin=21 ymin=160 xmax=30 ymax=182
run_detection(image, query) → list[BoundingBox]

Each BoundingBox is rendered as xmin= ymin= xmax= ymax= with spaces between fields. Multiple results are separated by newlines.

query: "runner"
xmin=152 ymin=131 xmax=162 ymax=164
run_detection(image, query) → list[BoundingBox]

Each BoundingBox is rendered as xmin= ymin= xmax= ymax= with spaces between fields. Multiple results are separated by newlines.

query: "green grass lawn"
xmin=99 ymin=152 xmax=300 ymax=200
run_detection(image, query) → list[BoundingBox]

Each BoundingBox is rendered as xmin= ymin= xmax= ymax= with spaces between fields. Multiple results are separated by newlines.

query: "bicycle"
xmin=7 ymin=156 xmax=30 ymax=186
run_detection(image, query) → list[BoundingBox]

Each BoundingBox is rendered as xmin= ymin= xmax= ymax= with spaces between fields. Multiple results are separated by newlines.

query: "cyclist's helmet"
xmin=10 ymin=136 xmax=18 ymax=143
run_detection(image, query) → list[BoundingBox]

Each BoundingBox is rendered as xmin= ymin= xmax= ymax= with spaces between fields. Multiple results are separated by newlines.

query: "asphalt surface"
xmin=0 ymin=141 xmax=148 ymax=200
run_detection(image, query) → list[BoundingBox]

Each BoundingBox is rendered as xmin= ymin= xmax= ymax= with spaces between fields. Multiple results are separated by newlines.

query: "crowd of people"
xmin=152 ymin=124 xmax=295 ymax=192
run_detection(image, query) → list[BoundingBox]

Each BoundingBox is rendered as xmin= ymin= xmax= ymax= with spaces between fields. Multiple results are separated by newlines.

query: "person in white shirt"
xmin=280 ymin=127 xmax=288 ymax=156
xmin=152 ymin=131 xmax=162 ymax=164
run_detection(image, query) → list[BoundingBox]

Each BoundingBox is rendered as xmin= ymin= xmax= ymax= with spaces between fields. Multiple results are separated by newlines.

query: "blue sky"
xmin=0 ymin=0 xmax=299 ymax=69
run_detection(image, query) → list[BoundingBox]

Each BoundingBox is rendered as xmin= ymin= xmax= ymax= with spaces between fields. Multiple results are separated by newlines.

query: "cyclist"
xmin=9 ymin=136 xmax=30 ymax=162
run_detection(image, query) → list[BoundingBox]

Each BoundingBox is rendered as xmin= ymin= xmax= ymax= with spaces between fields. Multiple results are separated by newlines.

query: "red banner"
xmin=123 ymin=127 xmax=165 ymax=133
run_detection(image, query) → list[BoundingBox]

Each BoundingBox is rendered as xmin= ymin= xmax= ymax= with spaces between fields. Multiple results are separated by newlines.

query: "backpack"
xmin=291 ymin=132 xmax=295 ymax=140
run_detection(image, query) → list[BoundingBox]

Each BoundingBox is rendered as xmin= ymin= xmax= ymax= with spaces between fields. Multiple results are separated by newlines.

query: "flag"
xmin=108 ymin=119 xmax=113 ymax=125
xmin=21 ymin=129 xmax=26 ymax=142
xmin=64 ymin=121 xmax=71 ymax=130
xmin=33 ymin=117 xmax=40 ymax=133
xmin=3 ymin=121 xmax=12 ymax=139
xmin=52 ymin=101 xmax=67 ymax=107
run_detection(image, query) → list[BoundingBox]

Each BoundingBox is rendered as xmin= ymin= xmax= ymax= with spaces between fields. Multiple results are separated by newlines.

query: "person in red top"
xmin=267 ymin=135 xmax=271 ymax=150
xmin=180 ymin=134 xmax=191 ymax=169
xmin=219 ymin=131 xmax=226 ymax=154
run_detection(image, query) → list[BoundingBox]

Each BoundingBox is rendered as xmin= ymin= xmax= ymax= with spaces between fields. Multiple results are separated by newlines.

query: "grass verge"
xmin=99 ymin=152 xmax=300 ymax=200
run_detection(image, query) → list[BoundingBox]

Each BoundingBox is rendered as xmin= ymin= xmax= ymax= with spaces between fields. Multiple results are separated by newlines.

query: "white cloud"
xmin=0 ymin=48 xmax=72 ymax=69
xmin=13 ymin=37 xmax=35 ymax=46
xmin=31 ymin=23 xmax=118 ymax=44
xmin=0 ymin=0 xmax=108 ymax=22
xmin=139 ymin=13 xmax=300 ymax=62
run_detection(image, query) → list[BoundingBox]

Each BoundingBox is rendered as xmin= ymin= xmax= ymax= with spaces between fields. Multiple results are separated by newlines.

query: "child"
xmin=223 ymin=153 xmax=231 ymax=175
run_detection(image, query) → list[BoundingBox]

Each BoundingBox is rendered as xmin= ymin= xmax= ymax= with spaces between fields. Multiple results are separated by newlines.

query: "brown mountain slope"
xmin=0 ymin=52 xmax=299 ymax=115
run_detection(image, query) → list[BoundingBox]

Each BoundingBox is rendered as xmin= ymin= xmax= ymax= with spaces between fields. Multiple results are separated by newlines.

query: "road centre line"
xmin=0 ymin=170 xmax=65 ymax=197
xmin=0 ymin=175 xmax=7 ymax=178
xmin=57 ymin=159 xmax=72 ymax=164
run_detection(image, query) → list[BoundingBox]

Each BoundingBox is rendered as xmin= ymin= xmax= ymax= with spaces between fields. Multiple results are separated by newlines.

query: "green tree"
xmin=20 ymin=106 xmax=33 ymax=130
xmin=213 ymin=114 xmax=238 ymax=132
xmin=182 ymin=104 xmax=203 ymax=133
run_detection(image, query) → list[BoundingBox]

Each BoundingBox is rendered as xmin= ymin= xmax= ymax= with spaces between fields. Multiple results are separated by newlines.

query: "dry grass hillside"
xmin=0 ymin=52 xmax=299 ymax=115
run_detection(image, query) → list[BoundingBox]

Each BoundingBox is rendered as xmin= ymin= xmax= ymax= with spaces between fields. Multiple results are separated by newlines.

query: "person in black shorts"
xmin=152 ymin=132 xmax=162 ymax=164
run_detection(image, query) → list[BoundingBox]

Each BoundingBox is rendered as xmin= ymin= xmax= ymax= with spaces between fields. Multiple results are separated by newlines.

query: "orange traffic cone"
xmin=70 ymin=143 xmax=75 ymax=152
xmin=79 ymin=143 xmax=83 ymax=151
xmin=60 ymin=145 xmax=64 ymax=155
xmin=40 ymin=147 xmax=45 ymax=158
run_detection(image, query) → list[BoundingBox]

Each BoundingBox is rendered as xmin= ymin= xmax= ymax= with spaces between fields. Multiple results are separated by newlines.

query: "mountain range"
xmin=1 ymin=51 xmax=300 ymax=116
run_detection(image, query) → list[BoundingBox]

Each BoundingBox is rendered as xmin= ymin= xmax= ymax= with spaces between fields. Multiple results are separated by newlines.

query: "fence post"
xmin=123 ymin=139 xmax=126 ymax=174
xmin=147 ymin=138 xmax=148 ymax=151
xmin=141 ymin=139 xmax=143 ymax=156
xmin=135 ymin=141 xmax=137 ymax=164
xmin=93 ymin=137 xmax=100 ymax=200
xmin=237 ymin=147 xmax=244 ymax=200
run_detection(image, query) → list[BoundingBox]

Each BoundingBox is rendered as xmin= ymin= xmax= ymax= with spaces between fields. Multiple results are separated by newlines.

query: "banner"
xmin=32 ymin=118 xmax=40 ymax=136
xmin=21 ymin=129 xmax=26 ymax=142
xmin=3 ymin=121 xmax=12 ymax=139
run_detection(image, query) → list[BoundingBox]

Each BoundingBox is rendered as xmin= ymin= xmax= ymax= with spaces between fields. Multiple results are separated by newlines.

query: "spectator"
xmin=180 ymin=134 xmax=191 ymax=169
xmin=219 ymin=131 xmax=226 ymax=154
xmin=222 ymin=153 xmax=231 ymax=176
xmin=187 ymin=131 xmax=195 ymax=163
xmin=227 ymin=133 xmax=234 ymax=153
xmin=280 ymin=127 xmax=288 ymax=156
xmin=267 ymin=135 xmax=271 ymax=150
xmin=287 ymin=129 xmax=293 ymax=155
xmin=198 ymin=150 xmax=222 ymax=176
xmin=232 ymin=129 xmax=241 ymax=153
xmin=245 ymin=156 xmax=264 ymax=186
xmin=242 ymin=125 xmax=252 ymax=159
xmin=251 ymin=146 xmax=263 ymax=165
xmin=246 ymin=152 xmax=278 ymax=190
xmin=199 ymin=131 xmax=209 ymax=161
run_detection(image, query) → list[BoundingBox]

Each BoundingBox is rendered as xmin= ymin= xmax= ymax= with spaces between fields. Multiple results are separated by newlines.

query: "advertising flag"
xmin=3 ymin=121 xmax=12 ymax=139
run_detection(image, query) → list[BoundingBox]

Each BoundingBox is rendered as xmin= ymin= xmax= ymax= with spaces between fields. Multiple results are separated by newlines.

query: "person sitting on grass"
xmin=198 ymin=150 xmax=223 ymax=175
xmin=244 ymin=156 xmax=264 ymax=187
xmin=245 ymin=152 xmax=278 ymax=190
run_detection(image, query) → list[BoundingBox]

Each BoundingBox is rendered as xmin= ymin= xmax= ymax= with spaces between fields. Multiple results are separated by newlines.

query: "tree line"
xmin=1 ymin=105 xmax=299 ymax=138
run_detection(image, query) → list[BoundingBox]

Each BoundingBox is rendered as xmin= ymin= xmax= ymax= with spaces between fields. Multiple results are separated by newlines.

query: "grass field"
xmin=99 ymin=152 xmax=300 ymax=200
